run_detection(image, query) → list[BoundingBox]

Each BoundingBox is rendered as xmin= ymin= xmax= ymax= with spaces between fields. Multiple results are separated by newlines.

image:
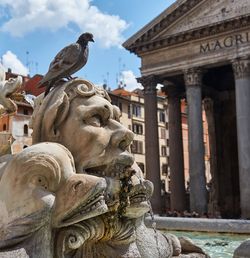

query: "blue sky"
xmin=0 ymin=0 xmax=175 ymax=90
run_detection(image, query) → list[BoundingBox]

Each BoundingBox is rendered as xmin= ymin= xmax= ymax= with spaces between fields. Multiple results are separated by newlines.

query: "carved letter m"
xmin=200 ymin=43 xmax=211 ymax=53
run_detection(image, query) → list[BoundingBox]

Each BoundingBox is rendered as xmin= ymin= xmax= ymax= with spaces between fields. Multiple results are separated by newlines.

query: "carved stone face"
xmin=31 ymin=81 xmax=151 ymax=216
xmin=54 ymin=94 xmax=135 ymax=210
xmin=0 ymin=143 xmax=108 ymax=248
xmin=57 ymin=94 xmax=135 ymax=174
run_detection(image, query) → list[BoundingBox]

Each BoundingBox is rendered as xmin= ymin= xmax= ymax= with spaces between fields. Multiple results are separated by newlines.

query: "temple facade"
xmin=123 ymin=0 xmax=250 ymax=218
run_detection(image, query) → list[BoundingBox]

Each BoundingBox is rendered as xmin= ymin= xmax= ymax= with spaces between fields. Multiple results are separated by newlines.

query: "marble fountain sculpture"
xmin=0 ymin=66 xmax=209 ymax=257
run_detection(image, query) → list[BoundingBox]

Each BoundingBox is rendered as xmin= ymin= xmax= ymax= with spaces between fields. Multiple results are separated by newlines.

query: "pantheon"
xmin=123 ymin=0 xmax=250 ymax=219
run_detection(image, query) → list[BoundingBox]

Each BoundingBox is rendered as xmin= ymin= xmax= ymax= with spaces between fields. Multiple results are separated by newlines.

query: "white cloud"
xmin=2 ymin=50 xmax=29 ymax=76
xmin=121 ymin=70 xmax=142 ymax=91
xmin=0 ymin=0 xmax=128 ymax=48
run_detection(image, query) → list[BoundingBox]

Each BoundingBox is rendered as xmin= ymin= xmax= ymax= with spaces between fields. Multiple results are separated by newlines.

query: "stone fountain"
xmin=0 ymin=64 xmax=209 ymax=257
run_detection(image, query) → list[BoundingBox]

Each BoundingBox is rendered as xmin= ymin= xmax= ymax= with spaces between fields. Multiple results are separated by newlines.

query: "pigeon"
xmin=37 ymin=32 xmax=94 ymax=96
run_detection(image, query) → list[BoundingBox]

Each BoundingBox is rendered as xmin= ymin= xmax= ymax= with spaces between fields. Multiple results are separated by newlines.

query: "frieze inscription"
xmin=200 ymin=32 xmax=250 ymax=53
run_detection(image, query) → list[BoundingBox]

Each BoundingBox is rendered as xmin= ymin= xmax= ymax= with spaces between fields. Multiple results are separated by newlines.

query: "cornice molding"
xmin=127 ymin=14 xmax=250 ymax=55
xmin=125 ymin=0 xmax=202 ymax=50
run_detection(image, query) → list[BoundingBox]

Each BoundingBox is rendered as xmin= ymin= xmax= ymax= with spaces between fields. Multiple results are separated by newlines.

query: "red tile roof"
xmin=112 ymin=88 xmax=139 ymax=97
xmin=23 ymin=74 xmax=45 ymax=96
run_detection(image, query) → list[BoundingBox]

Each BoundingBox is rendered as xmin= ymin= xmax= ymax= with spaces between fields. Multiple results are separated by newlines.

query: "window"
xmin=128 ymin=125 xmax=131 ymax=130
xmin=159 ymin=111 xmax=165 ymax=123
xmin=162 ymin=164 xmax=168 ymax=176
xmin=160 ymin=128 xmax=166 ymax=139
xmin=132 ymin=123 xmax=143 ymax=135
xmin=3 ymin=124 xmax=6 ymax=131
xmin=131 ymin=140 xmax=143 ymax=154
xmin=161 ymin=146 xmax=167 ymax=156
xmin=118 ymin=102 xmax=122 ymax=112
xmin=24 ymin=124 xmax=28 ymax=135
xmin=167 ymin=139 xmax=169 ymax=147
xmin=128 ymin=104 xmax=131 ymax=118
xmin=132 ymin=104 xmax=141 ymax=117
xmin=137 ymin=162 xmax=145 ymax=174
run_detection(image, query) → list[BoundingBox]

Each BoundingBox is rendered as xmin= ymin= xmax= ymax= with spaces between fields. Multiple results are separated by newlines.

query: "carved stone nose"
xmin=111 ymin=128 xmax=134 ymax=151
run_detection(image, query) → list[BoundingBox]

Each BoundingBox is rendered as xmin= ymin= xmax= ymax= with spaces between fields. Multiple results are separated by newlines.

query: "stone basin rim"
xmin=145 ymin=215 xmax=250 ymax=234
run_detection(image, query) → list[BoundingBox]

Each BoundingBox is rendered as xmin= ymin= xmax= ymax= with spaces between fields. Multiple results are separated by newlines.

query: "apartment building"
xmin=0 ymin=70 xmax=33 ymax=155
xmin=109 ymin=87 xmax=170 ymax=193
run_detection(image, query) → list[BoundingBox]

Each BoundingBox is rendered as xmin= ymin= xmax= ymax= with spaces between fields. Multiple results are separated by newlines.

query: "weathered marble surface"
xmin=234 ymin=239 xmax=250 ymax=258
xmin=0 ymin=78 xmax=209 ymax=257
xmin=0 ymin=142 xmax=108 ymax=257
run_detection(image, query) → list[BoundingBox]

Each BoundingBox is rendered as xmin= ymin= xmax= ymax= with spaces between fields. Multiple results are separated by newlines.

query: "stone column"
xmin=184 ymin=68 xmax=207 ymax=215
xmin=138 ymin=75 xmax=162 ymax=214
xmin=163 ymin=81 xmax=186 ymax=212
xmin=203 ymin=98 xmax=219 ymax=217
xmin=232 ymin=58 xmax=250 ymax=219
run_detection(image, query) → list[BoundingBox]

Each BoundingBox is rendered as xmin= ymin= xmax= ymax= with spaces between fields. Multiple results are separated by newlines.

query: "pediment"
xmin=155 ymin=0 xmax=250 ymax=39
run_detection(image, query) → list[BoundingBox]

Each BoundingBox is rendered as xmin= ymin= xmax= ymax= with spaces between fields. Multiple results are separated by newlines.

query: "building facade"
xmin=0 ymin=71 xmax=34 ymax=155
xmin=124 ymin=0 xmax=250 ymax=218
xmin=0 ymin=97 xmax=33 ymax=155
xmin=110 ymin=88 xmax=170 ymax=197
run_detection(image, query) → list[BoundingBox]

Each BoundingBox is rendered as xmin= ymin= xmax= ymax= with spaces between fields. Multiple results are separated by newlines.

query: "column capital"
xmin=184 ymin=67 xmax=203 ymax=87
xmin=232 ymin=57 xmax=250 ymax=79
xmin=162 ymin=80 xmax=181 ymax=99
xmin=137 ymin=75 xmax=158 ymax=94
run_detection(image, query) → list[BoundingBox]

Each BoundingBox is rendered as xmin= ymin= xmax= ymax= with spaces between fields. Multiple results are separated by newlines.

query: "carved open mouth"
xmin=129 ymin=191 xmax=148 ymax=205
xmin=128 ymin=182 xmax=153 ymax=206
xmin=85 ymin=159 xmax=136 ymax=210
xmin=85 ymin=164 xmax=134 ymax=179
xmin=124 ymin=181 xmax=154 ymax=218
xmin=130 ymin=193 xmax=148 ymax=205
xmin=84 ymin=152 xmax=135 ymax=179
xmin=61 ymin=190 xmax=108 ymax=227
xmin=85 ymin=165 xmax=108 ymax=177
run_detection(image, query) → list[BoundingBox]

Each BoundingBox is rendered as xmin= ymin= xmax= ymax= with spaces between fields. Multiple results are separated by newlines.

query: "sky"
xmin=0 ymin=0 xmax=175 ymax=91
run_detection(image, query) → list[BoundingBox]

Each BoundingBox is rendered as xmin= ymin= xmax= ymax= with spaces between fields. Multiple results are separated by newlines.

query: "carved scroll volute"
xmin=56 ymin=225 xmax=89 ymax=258
xmin=55 ymin=218 xmax=105 ymax=258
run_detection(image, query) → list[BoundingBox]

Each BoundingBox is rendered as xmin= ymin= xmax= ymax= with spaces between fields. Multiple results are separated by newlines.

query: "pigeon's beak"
xmin=90 ymin=38 xmax=94 ymax=42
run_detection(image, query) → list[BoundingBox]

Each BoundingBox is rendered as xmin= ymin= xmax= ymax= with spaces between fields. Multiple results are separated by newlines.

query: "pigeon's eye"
xmin=87 ymin=114 xmax=103 ymax=127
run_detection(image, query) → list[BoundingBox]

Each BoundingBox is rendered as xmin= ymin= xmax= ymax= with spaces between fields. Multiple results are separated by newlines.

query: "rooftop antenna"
xmin=26 ymin=51 xmax=30 ymax=75
xmin=102 ymin=74 xmax=107 ymax=87
xmin=116 ymin=72 xmax=119 ymax=86
xmin=106 ymin=72 xmax=109 ymax=87
xmin=35 ymin=62 xmax=39 ymax=74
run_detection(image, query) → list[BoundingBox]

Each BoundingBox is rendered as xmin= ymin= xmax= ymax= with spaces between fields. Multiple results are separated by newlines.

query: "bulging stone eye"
xmin=30 ymin=175 xmax=49 ymax=190
xmin=87 ymin=114 xmax=103 ymax=127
